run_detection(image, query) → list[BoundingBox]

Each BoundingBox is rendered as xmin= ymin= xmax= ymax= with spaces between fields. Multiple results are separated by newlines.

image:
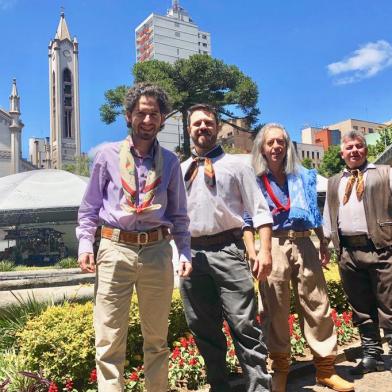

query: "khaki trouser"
xmin=94 ymin=237 xmax=174 ymax=392
xmin=259 ymin=237 xmax=337 ymax=357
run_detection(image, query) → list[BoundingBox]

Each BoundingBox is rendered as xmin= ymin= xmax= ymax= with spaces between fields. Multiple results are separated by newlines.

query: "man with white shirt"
xmin=324 ymin=130 xmax=392 ymax=375
xmin=180 ymin=104 xmax=273 ymax=392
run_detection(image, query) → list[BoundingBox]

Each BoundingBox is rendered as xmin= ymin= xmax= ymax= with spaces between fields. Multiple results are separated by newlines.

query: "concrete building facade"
xmin=218 ymin=119 xmax=254 ymax=153
xmin=327 ymin=118 xmax=385 ymax=137
xmin=135 ymin=0 xmax=211 ymax=151
xmin=294 ymin=142 xmax=324 ymax=168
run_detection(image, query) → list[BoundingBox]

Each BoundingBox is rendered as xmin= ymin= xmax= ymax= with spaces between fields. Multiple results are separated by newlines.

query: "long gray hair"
xmin=251 ymin=123 xmax=301 ymax=176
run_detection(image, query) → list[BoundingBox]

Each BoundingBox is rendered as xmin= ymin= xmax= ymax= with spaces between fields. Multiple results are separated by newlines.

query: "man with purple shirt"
xmin=76 ymin=83 xmax=192 ymax=392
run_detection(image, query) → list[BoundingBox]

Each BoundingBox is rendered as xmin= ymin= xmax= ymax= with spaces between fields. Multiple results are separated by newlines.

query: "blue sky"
xmin=0 ymin=0 xmax=391 ymax=158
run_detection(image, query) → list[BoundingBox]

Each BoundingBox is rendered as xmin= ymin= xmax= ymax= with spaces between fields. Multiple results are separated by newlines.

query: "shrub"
xmin=16 ymin=290 xmax=189 ymax=387
xmin=0 ymin=349 xmax=48 ymax=392
xmin=17 ymin=302 xmax=95 ymax=388
xmin=0 ymin=293 xmax=54 ymax=351
xmin=55 ymin=257 xmax=78 ymax=269
xmin=0 ymin=259 xmax=16 ymax=272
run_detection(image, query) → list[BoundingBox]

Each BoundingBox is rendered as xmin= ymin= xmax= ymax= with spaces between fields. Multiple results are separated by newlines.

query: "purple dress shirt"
xmin=76 ymin=138 xmax=191 ymax=262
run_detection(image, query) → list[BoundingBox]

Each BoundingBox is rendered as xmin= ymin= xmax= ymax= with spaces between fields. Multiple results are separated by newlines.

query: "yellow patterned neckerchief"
xmin=343 ymin=169 xmax=364 ymax=205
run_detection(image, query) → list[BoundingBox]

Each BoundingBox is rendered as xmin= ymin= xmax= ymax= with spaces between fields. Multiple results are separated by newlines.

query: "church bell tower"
xmin=48 ymin=12 xmax=80 ymax=169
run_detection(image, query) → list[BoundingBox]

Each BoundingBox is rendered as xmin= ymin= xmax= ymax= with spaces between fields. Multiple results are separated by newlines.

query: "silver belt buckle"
xmin=137 ymin=232 xmax=149 ymax=245
xmin=288 ymin=230 xmax=295 ymax=240
xmin=111 ymin=228 xmax=120 ymax=242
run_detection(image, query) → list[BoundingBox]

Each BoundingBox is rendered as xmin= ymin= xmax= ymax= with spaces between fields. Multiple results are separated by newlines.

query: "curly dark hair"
xmin=124 ymin=82 xmax=171 ymax=116
xmin=187 ymin=103 xmax=220 ymax=127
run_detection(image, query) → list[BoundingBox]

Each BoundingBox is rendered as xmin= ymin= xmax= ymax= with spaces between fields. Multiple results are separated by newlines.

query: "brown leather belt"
xmin=340 ymin=234 xmax=372 ymax=248
xmin=272 ymin=230 xmax=312 ymax=240
xmin=99 ymin=226 xmax=170 ymax=245
xmin=191 ymin=228 xmax=243 ymax=248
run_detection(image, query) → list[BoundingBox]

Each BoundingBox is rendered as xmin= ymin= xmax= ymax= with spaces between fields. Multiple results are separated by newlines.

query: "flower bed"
xmin=0 ymin=309 xmax=357 ymax=391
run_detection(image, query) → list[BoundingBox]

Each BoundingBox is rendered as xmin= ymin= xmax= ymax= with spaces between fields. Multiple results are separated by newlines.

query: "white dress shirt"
xmin=181 ymin=152 xmax=273 ymax=237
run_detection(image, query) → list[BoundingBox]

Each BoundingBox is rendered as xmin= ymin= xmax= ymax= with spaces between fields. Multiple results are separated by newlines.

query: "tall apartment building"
xmin=135 ymin=0 xmax=211 ymax=151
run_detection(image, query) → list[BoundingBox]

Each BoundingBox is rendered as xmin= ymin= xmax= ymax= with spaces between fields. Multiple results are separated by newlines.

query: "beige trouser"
xmin=259 ymin=237 xmax=337 ymax=357
xmin=94 ymin=237 xmax=174 ymax=392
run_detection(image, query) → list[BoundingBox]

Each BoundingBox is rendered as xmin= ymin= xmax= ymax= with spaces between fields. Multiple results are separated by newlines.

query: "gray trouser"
xmin=180 ymin=240 xmax=271 ymax=392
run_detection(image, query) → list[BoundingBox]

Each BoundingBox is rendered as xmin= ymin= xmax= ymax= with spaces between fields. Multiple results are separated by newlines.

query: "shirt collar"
xmin=342 ymin=162 xmax=375 ymax=176
xmin=129 ymin=136 xmax=157 ymax=159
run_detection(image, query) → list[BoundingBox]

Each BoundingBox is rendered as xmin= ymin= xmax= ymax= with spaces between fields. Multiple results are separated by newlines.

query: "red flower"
xmin=228 ymin=349 xmax=236 ymax=357
xmin=188 ymin=335 xmax=195 ymax=345
xmin=65 ymin=379 xmax=73 ymax=391
xmin=342 ymin=311 xmax=352 ymax=325
xmin=89 ymin=368 xmax=97 ymax=383
xmin=331 ymin=309 xmax=337 ymax=322
xmin=129 ymin=372 xmax=139 ymax=381
xmin=179 ymin=358 xmax=185 ymax=367
xmin=171 ymin=347 xmax=181 ymax=360
xmin=48 ymin=382 xmax=58 ymax=392
xmin=180 ymin=337 xmax=188 ymax=348
xmin=288 ymin=314 xmax=295 ymax=336
xmin=335 ymin=319 xmax=342 ymax=327
xmin=223 ymin=321 xmax=231 ymax=336
xmin=189 ymin=358 xmax=198 ymax=366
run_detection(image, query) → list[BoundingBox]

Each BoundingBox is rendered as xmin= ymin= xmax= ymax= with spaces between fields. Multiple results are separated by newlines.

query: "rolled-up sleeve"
xmin=239 ymin=166 xmax=273 ymax=228
xmin=76 ymin=151 xmax=107 ymax=255
xmin=166 ymin=159 xmax=191 ymax=263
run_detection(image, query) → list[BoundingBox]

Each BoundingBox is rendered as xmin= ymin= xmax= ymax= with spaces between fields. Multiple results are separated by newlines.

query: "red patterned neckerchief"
xmin=119 ymin=136 xmax=163 ymax=214
xmin=261 ymin=174 xmax=290 ymax=215
xmin=184 ymin=145 xmax=224 ymax=190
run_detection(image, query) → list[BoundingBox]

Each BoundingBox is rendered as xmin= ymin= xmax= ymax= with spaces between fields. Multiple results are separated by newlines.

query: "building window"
xmin=312 ymin=151 xmax=314 ymax=159
xmin=302 ymin=151 xmax=305 ymax=158
xmin=306 ymin=151 xmax=309 ymax=158
xmin=203 ymin=51 xmax=208 ymax=54
xmin=202 ymin=34 xmax=207 ymax=39
xmin=353 ymin=126 xmax=358 ymax=130
xmin=317 ymin=152 xmax=319 ymax=159
xmin=368 ymin=128 xmax=373 ymax=133
xmin=64 ymin=110 xmax=72 ymax=138
xmin=177 ymin=48 xmax=180 ymax=55
xmin=175 ymin=31 xmax=180 ymax=37
xmin=203 ymin=43 xmax=207 ymax=47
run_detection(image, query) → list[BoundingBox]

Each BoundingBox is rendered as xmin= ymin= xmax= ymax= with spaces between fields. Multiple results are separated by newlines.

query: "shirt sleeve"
xmin=242 ymin=211 xmax=254 ymax=229
xmin=322 ymin=187 xmax=332 ymax=239
xmin=75 ymin=151 xmax=107 ymax=256
xmin=166 ymin=158 xmax=191 ymax=263
xmin=239 ymin=165 xmax=273 ymax=228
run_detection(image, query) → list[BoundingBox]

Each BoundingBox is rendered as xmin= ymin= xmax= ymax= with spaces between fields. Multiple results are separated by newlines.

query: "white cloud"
xmin=0 ymin=0 xmax=17 ymax=10
xmin=88 ymin=142 xmax=111 ymax=158
xmin=327 ymin=40 xmax=392 ymax=85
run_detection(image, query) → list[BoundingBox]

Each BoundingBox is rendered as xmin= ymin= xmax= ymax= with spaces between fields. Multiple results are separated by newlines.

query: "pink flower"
xmin=65 ymin=379 xmax=73 ymax=391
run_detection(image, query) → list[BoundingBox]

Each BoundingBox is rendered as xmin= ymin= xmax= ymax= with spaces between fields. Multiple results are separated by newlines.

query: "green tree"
xmin=100 ymin=54 xmax=260 ymax=157
xmin=373 ymin=125 xmax=392 ymax=156
xmin=63 ymin=154 xmax=91 ymax=177
xmin=318 ymin=145 xmax=345 ymax=177
xmin=301 ymin=157 xmax=313 ymax=169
